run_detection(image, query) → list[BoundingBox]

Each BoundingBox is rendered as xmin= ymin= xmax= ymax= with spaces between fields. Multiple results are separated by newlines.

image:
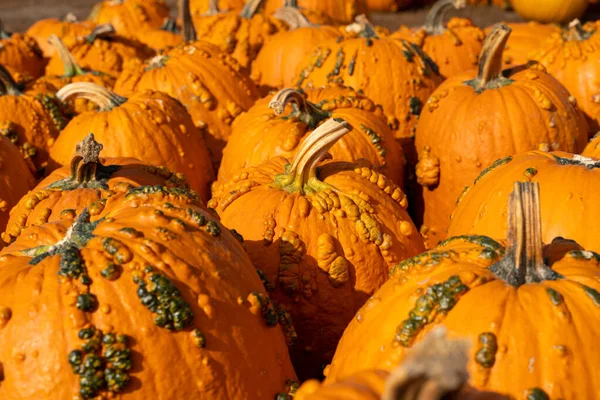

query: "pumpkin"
xmin=49 ymin=82 xmax=214 ymax=202
xmin=583 ymin=132 xmax=600 ymax=158
xmin=45 ymin=24 xmax=154 ymax=78
xmin=266 ymin=0 xmax=334 ymax=25
xmin=326 ymin=181 xmax=600 ymax=399
xmin=209 ymin=118 xmax=424 ymax=379
xmin=88 ymin=0 xmax=170 ymax=38
xmin=447 ymin=151 xmax=600 ymax=254
xmin=295 ymin=15 xmax=443 ymax=147
xmin=219 ymin=86 xmax=406 ymax=187
xmin=484 ymin=22 xmax=560 ymax=67
xmin=26 ymin=13 xmax=96 ymax=58
xmin=264 ymin=0 xmax=368 ymax=23
xmin=366 ymin=0 xmax=410 ymax=12
xmin=512 ymin=0 xmax=587 ymax=24
xmin=0 ymin=136 xmax=36 ymax=237
xmin=133 ymin=18 xmax=184 ymax=51
xmin=2 ymin=133 xmax=190 ymax=244
xmin=251 ymin=7 xmax=340 ymax=93
xmin=33 ymin=35 xmax=116 ymax=114
xmin=0 ymin=187 xmax=297 ymax=398
xmin=530 ymin=20 xmax=600 ymax=133
xmin=114 ymin=41 xmax=260 ymax=170
xmin=0 ymin=20 xmax=45 ymax=81
xmin=392 ymin=0 xmax=485 ymax=79
xmin=191 ymin=0 xmax=247 ymax=13
xmin=414 ymin=24 xmax=588 ymax=248
xmin=0 ymin=64 xmax=70 ymax=175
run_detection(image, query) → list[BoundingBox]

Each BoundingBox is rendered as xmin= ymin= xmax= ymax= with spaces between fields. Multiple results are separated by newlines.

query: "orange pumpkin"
xmin=530 ymin=20 xmax=600 ymax=133
xmin=414 ymin=24 xmax=588 ymax=248
xmin=327 ymin=181 xmax=600 ymax=399
xmin=392 ymin=0 xmax=485 ymax=79
xmin=191 ymin=0 xmax=247 ymax=13
xmin=114 ymin=41 xmax=260 ymax=170
xmin=0 ymin=20 xmax=45 ymax=81
xmin=133 ymin=18 xmax=184 ymax=51
xmin=266 ymin=0 xmax=334 ymax=25
xmin=2 ymin=133 xmax=190 ymax=244
xmin=88 ymin=0 xmax=170 ymax=38
xmin=0 ymin=187 xmax=297 ymax=398
xmin=45 ymin=24 xmax=154 ymax=78
xmin=0 ymin=136 xmax=36 ymax=237
xmin=512 ymin=0 xmax=587 ymax=24
xmin=366 ymin=0 xmax=410 ymax=12
xmin=49 ymin=83 xmax=214 ymax=202
xmin=264 ymin=0 xmax=368 ymax=23
xmin=26 ymin=13 xmax=96 ymax=58
xmin=210 ymin=118 xmax=424 ymax=379
xmin=219 ymin=86 xmax=406 ymax=187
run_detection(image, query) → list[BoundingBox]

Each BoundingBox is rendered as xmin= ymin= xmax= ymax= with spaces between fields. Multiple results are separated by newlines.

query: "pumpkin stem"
xmin=269 ymin=88 xmax=331 ymax=128
xmin=0 ymin=19 xmax=11 ymax=40
xmin=69 ymin=133 xmax=104 ymax=184
xmin=57 ymin=82 xmax=127 ymax=111
xmin=63 ymin=13 xmax=78 ymax=23
xmin=273 ymin=118 xmax=350 ymax=194
xmin=382 ymin=327 xmax=470 ymax=400
xmin=48 ymin=35 xmax=86 ymax=77
xmin=284 ymin=0 xmax=299 ymax=7
xmin=424 ymin=0 xmax=466 ymax=35
xmin=160 ymin=17 xmax=179 ymax=33
xmin=203 ymin=0 xmax=221 ymax=15
xmin=490 ymin=182 xmax=562 ymax=287
xmin=0 ymin=64 xmax=23 ymax=96
xmin=180 ymin=0 xmax=197 ymax=41
xmin=273 ymin=6 xmax=312 ymax=29
xmin=240 ymin=0 xmax=264 ymax=19
xmin=85 ymin=24 xmax=116 ymax=43
xmin=565 ymin=19 xmax=594 ymax=41
xmin=464 ymin=24 xmax=512 ymax=93
xmin=346 ymin=14 xmax=379 ymax=39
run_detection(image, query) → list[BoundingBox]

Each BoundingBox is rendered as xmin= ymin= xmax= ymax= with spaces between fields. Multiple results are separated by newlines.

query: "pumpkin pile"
xmin=0 ymin=0 xmax=599 ymax=397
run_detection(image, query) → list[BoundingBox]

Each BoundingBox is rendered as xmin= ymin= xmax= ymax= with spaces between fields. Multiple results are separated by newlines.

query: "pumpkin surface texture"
xmin=191 ymin=0 xmax=246 ymax=13
xmin=326 ymin=182 xmax=600 ymax=400
xmin=263 ymin=0 xmax=368 ymax=23
xmin=210 ymin=119 xmax=424 ymax=379
xmin=414 ymin=24 xmax=588 ymax=248
xmin=88 ymin=0 xmax=170 ymax=38
xmin=0 ymin=20 xmax=45 ymax=81
xmin=26 ymin=14 xmax=96 ymax=58
xmin=49 ymin=83 xmax=214 ymax=202
xmin=133 ymin=18 xmax=184 ymax=51
xmin=0 ymin=185 xmax=296 ymax=399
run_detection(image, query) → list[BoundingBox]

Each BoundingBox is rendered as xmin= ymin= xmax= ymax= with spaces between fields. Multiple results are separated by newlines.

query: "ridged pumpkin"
xmin=448 ymin=151 xmax=600 ymax=254
xmin=45 ymin=24 xmax=154 ymax=78
xmin=133 ymin=18 xmax=184 ymax=51
xmin=0 ymin=187 xmax=297 ymax=398
xmin=251 ymin=7 xmax=339 ymax=93
xmin=414 ymin=24 xmax=588 ymax=248
xmin=295 ymin=16 xmax=443 ymax=146
xmin=512 ymin=0 xmax=587 ymax=24
xmin=0 ymin=21 xmax=45 ymax=81
xmin=392 ymin=0 xmax=485 ymax=79
xmin=2 ymin=133 xmax=190 ymax=244
xmin=0 ymin=136 xmax=36 ymax=237
xmin=219 ymin=86 xmax=406 ymax=187
xmin=0 ymin=65 xmax=70 ymax=175
xmin=49 ymin=83 xmax=214 ymax=202
xmin=210 ymin=119 xmax=424 ymax=379
xmin=26 ymin=13 xmax=96 ymax=58
xmin=264 ymin=0 xmax=368 ymax=23
xmin=327 ymin=182 xmax=600 ymax=399
xmin=114 ymin=41 xmax=260 ymax=170
xmin=88 ymin=0 xmax=170 ymax=37
xmin=530 ymin=20 xmax=600 ymax=133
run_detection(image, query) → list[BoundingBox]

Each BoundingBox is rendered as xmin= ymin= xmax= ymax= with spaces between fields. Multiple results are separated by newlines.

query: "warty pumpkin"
xmin=512 ymin=0 xmax=588 ymax=24
xmin=448 ymin=151 xmax=600 ymax=254
xmin=191 ymin=0 xmax=247 ymax=13
xmin=326 ymin=181 xmax=600 ymax=399
xmin=2 ymin=133 xmax=190 ymax=244
xmin=414 ymin=24 xmax=588 ymax=248
xmin=0 ymin=136 xmax=36 ymax=237
xmin=209 ymin=118 xmax=424 ymax=379
xmin=45 ymin=24 xmax=155 ymax=78
xmin=114 ymin=40 xmax=260 ymax=170
xmin=133 ymin=17 xmax=184 ymax=51
xmin=264 ymin=0 xmax=368 ymax=23
xmin=0 ymin=20 xmax=45 ymax=81
xmin=219 ymin=86 xmax=406 ymax=187
xmin=530 ymin=20 xmax=600 ymax=133
xmin=88 ymin=0 xmax=170 ymax=38
xmin=392 ymin=0 xmax=485 ymax=79
xmin=26 ymin=13 xmax=96 ymax=58
xmin=49 ymin=82 xmax=214 ymax=202
xmin=0 ymin=186 xmax=297 ymax=398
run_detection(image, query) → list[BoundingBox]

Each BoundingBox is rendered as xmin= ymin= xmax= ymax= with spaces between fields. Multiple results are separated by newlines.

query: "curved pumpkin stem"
xmin=565 ymin=19 xmax=594 ymax=41
xmin=269 ymin=88 xmax=331 ymax=128
xmin=464 ymin=24 xmax=512 ymax=93
xmin=48 ymin=35 xmax=85 ymax=78
xmin=273 ymin=118 xmax=350 ymax=194
xmin=0 ymin=19 xmax=11 ymax=40
xmin=0 ymin=64 xmax=23 ymax=96
xmin=85 ymin=24 xmax=116 ymax=43
xmin=490 ymin=182 xmax=562 ymax=286
xmin=273 ymin=6 xmax=312 ymax=30
xmin=240 ymin=0 xmax=264 ymax=19
xmin=57 ymin=82 xmax=127 ymax=111
xmin=180 ymin=0 xmax=197 ymax=41
xmin=346 ymin=14 xmax=378 ymax=39
xmin=424 ymin=0 xmax=466 ymax=35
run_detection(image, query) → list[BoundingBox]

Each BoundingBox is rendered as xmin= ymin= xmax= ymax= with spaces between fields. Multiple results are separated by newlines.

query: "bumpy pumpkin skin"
xmin=133 ymin=22 xmax=184 ymax=52
xmin=264 ymin=0 xmax=368 ymax=23
xmin=88 ymin=0 xmax=170 ymax=38
xmin=26 ymin=17 xmax=96 ymax=57
xmin=49 ymin=88 xmax=214 ymax=202
xmin=0 ymin=33 xmax=45 ymax=81
xmin=415 ymin=27 xmax=588 ymax=248
xmin=0 ymin=136 xmax=36 ymax=236
xmin=191 ymin=0 xmax=246 ymax=13
xmin=219 ymin=86 xmax=406 ymax=187
xmin=114 ymin=42 xmax=260 ymax=170
xmin=0 ymin=188 xmax=297 ymax=399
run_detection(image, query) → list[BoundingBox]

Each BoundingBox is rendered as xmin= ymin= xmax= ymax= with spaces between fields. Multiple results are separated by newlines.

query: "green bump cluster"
xmin=359 ymin=124 xmax=386 ymax=157
xmin=250 ymin=292 xmax=278 ymax=327
xmin=475 ymin=332 xmax=498 ymax=368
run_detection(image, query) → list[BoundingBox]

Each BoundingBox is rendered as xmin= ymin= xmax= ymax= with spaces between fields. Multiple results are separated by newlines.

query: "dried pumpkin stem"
xmin=240 ymin=0 xmax=264 ymax=19
xmin=0 ymin=64 xmax=23 ymax=96
xmin=160 ymin=17 xmax=179 ymax=33
xmin=346 ymin=14 xmax=379 ymax=39
xmin=269 ymin=88 xmax=331 ymax=128
xmin=57 ymin=82 xmax=127 ymax=111
xmin=273 ymin=6 xmax=312 ymax=29
xmin=565 ymin=19 xmax=593 ymax=41
xmin=464 ymin=24 xmax=512 ymax=92
xmin=69 ymin=133 xmax=104 ymax=183
xmin=0 ymin=19 xmax=10 ymax=40
xmin=85 ymin=24 xmax=116 ymax=43
xmin=491 ymin=182 xmax=562 ymax=286
xmin=48 ymin=35 xmax=85 ymax=77
xmin=284 ymin=0 xmax=298 ymax=7
xmin=180 ymin=0 xmax=197 ymax=41
xmin=63 ymin=12 xmax=78 ymax=23
xmin=424 ymin=0 xmax=466 ymax=35
xmin=203 ymin=0 xmax=220 ymax=15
